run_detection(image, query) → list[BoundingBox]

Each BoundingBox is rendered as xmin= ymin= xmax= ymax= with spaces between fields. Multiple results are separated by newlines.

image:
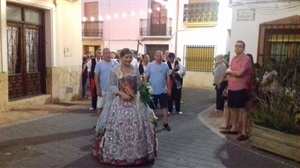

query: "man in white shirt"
xmin=166 ymin=52 xmax=184 ymax=115
xmin=86 ymin=50 xmax=102 ymax=111
xmin=163 ymin=50 xmax=170 ymax=62
xmin=131 ymin=54 xmax=138 ymax=67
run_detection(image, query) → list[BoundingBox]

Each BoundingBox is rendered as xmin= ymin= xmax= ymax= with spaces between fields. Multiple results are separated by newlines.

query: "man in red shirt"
xmin=221 ymin=40 xmax=252 ymax=141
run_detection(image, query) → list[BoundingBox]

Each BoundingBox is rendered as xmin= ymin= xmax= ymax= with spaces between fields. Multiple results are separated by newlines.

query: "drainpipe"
xmin=174 ymin=0 xmax=179 ymax=56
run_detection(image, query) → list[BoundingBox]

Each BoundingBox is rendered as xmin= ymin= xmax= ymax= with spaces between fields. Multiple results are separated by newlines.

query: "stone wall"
xmin=0 ymin=72 xmax=9 ymax=112
xmin=47 ymin=65 xmax=81 ymax=102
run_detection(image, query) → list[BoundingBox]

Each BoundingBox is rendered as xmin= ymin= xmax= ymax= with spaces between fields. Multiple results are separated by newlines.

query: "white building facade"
xmin=229 ymin=0 xmax=300 ymax=64
xmin=82 ymin=0 xmax=233 ymax=88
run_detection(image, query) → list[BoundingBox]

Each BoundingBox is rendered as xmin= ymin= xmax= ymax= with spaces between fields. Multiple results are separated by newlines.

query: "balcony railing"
xmin=183 ymin=2 xmax=219 ymax=27
xmin=139 ymin=18 xmax=172 ymax=37
xmin=82 ymin=21 xmax=103 ymax=38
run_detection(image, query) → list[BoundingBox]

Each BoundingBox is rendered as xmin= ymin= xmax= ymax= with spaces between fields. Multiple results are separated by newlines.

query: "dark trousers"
xmin=215 ymin=81 xmax=228 ymax=111
xmin=90 ymin=78 xmax=97 ymax=110
xmin=82 ymin=77 xmax=88 ymax=99
xmin=168 ymin=80 xmax=182 ymax=113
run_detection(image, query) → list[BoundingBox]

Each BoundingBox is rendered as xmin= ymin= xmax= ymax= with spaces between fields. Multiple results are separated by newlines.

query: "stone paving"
xmin=0 ymin=88 xmax=300 ymax=168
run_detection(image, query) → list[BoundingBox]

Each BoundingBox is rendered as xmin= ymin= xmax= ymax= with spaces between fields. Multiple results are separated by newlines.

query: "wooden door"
xmin=24 ymin=25 xmax=44 ymax=96
xmin=84 ymin=2 xmax=98 ymax=36
xmin=7 ymin=5 xmax=46 ymax=100
xmin=7 ymin=23 xmax=45 ymax=99
xmin=145 ymin=45 xmax=169 ymax=61
xmin=7 ymin=23 xmax=24 ymax=98
xmin=150 ymin=1 xmax=167 ymax=36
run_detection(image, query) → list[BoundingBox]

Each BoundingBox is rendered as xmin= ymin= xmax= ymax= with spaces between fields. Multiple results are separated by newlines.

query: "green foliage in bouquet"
xmin=151 ymin=118 xmax=158 ymax=127
xmin=138 ymin=81 xmax=153 ymax=106
xmin=251 ymin=57 xmax=300 ymax=135
xmin=138 ymin=81 xmax=158 ymax=127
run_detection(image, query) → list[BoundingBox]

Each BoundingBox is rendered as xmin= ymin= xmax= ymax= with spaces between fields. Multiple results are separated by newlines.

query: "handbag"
xmin=222 ymin=85 xmax=228 ymax=99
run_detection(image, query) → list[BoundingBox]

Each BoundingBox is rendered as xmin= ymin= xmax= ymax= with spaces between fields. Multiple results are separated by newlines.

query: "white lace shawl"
xmin=95 ymin=64 xmax=155 ymax=133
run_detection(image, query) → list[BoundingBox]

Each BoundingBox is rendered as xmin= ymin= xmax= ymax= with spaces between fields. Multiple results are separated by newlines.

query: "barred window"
xmin=185 ymin=45 xmax=215 ymax=72
xmin=257 ymin=21 xmax=300 ymax=65
xmin=183 ymin=0 xmax=219 ymax=27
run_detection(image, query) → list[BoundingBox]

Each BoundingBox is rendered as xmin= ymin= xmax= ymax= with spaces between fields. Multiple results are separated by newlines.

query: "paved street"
xmin=0 ymin=88 xmax=300 ymax=168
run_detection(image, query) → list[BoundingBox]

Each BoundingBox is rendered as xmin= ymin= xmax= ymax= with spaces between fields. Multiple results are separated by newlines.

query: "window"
xmin=257 ymin=16 xmax=300 ymax=65
xmin=83 ymin=2 xmax=103 ymax=37
xmin=6 ymin=5 xmax=22 ymax=22
xmin=183 ymin=1 xmax=219 ymax=27
xmin=150 ymin=0 xmax=168 ymax=36
xmin=185 ymin=45 xmax=215 ymax=72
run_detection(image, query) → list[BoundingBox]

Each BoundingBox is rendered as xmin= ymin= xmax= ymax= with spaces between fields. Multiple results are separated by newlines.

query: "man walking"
xmin=144 ymin=50 xmax=171 ymax=131
xmin=94 ymin=48 xmax=119 ymax=116
xmin=87 ymin=49 xmax=101 ymax=111
xmin=166 ymin=52 xmax=184 ymax=115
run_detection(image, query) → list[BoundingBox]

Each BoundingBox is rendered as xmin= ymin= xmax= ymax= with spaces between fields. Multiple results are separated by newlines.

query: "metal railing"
xmin=184 ymin=45 xmax=215 ymax=72
xmin=82 ymin=21 xmax=103 ymax=38
xmin=183 ymin=2 xmax=219 ymax=23
xmin=257 ymin=23 xmax=300 ymax=65
xmin=139 ymin=18 xmax=172 ymax=36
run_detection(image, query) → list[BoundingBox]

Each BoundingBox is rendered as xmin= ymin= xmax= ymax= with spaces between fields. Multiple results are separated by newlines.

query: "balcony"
xmin=183 ymin=2 xmax=219 ymax=28
xmin=139 ymin=18 xmax=172 ymax=40
xmin=82 ymin=21 xmax=103 ymax=38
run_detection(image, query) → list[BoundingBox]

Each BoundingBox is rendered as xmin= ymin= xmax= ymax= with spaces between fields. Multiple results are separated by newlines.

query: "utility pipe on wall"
xmin=174 ymin=0 xmax=179 ymax=56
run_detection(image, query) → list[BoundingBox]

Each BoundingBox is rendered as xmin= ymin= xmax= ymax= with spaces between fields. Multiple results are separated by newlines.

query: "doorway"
xmin=7 ymin=4 xmax=46 ymax=99
xmin=145 ymin=44 xmax=169 ymax=61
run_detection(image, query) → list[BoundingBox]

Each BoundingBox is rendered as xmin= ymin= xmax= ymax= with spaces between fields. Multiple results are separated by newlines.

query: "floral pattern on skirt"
xmin=92 ymin=96 xmax=157 ymax=166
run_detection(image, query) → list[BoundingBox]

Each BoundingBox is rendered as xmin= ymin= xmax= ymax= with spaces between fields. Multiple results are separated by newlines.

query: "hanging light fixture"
xmin=122 ymin=12 xmax=127 ymax=18
xmin=106 ymin=15 xmax=111 ymax=20
xmin=139 ymin=10 xmax=145 ymax=15
xmin=114 ymin=13 xmax=119 ymax=18
xmin=90 ymin=16 xmax=95 ymax=22
xmin=131 ymin=11 xmax=136 ymax=16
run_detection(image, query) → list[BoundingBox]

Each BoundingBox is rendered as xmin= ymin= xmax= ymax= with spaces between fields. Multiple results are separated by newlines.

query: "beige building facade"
xmin=0 ymin=0 xmax=82 ymax=112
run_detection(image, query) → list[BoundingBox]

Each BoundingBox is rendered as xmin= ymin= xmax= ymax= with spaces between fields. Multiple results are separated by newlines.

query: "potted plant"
xmin=250 ymin=57 xmax=300 ymax=162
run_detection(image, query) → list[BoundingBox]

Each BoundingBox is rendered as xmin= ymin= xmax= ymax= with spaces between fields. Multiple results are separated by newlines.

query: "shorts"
xmin=227 ymin=89 xmax=247 ymax=108
xmin=246 ymin=91 xmax=253 ymax=102
xmin=97 ymin=93 xmax=106 ymax=109
xmin=149 ymin=93 xmax=168 ymax=109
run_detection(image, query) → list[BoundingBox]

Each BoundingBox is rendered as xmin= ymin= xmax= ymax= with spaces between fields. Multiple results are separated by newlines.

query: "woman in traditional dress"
xmin=92 ymin=48 xmax=157 ymax=166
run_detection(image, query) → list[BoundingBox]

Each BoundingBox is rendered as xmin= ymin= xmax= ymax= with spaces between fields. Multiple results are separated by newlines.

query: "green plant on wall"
xmin=251 ymin=57 xmax=300 ymax=135
xmin=223 ymin=51 xmax=230 ymax=66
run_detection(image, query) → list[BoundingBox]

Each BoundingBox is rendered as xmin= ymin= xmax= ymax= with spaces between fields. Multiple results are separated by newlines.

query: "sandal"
xmin=237 ymin=134 xmax=249 ymax=141
xmin=220 ymin=130 xmax=238 ymax=135
xmin=219 ymin=125 xmax=232 ymax=129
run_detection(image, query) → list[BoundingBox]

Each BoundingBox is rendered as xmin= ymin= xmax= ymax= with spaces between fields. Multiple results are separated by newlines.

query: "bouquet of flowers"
xmin=138 ymin=81 xmax=158 ymax=127
xmin=138 ymin=81 xmax=153 ymax=105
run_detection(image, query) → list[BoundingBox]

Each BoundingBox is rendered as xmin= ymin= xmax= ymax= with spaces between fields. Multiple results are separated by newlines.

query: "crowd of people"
xmin=79 ymin=40 xmax=286 ymax=166
xmin=213 ymin=40 xmax=255 ymax=141
xmin=81 ymin=48 xmax=185 ymax=166
xmin=213 ymin=40 xmax=279 ymax=141
xmin=80 ymin=40 xmax=280 ymax=166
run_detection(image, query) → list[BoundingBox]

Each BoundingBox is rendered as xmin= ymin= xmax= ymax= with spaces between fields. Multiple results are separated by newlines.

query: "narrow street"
xmin=0 ymin=88 xmax=299 ymax=168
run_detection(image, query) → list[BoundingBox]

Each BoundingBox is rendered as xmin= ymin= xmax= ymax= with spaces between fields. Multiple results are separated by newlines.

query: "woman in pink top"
xmin=220 ymin=40 xmax=252 ymax=141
